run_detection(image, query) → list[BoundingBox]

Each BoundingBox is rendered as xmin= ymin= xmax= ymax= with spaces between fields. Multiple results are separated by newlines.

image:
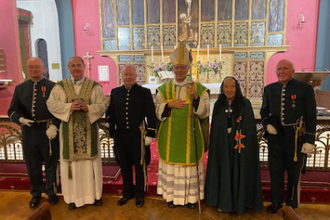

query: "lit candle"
xmin=219 ymin=44 xmax=222 ymax=61
xmin=207 ymin=44 xmax=209 ymax=62
xmin=151 ymin=46 xmax=154 ymax=63
xmin=161 ymin=45 xmax=164 ymax=63
xmin=197 ymin=45 xmax=200 ymax=62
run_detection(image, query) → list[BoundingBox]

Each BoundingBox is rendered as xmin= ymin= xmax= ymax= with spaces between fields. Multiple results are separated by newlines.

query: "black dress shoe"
xmin=94 ymin=198 xmax=103 ymax=206
xmin=117 ymin=197 xmax=131 ymax=206
xmin=136 ymin=197 xmax=144 ymax=207
xmin=186 ymin=203 xmax=197 ymax=209
xmin=68 ymin=203 xmax=77 ymax=210
xmin=48 ymin=194 xmax=58 ymax=205
xmin=167 ymin=201 xmax=177 ymax=208
xmin=29 ymin=196 xmax=41 ymax=208
xmin=266 ymin=203 xmax=283 ymax=213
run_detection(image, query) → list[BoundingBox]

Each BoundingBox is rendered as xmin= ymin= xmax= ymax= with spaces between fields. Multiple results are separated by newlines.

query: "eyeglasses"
xmin=27 ymin=65 xmax=42 ymax=70
xmin=173 ymin=66 xmax=187 ymax=70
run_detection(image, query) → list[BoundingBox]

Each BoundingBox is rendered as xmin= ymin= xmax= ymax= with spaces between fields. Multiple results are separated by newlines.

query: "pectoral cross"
xmin=84 ymin=52 xmax=93 ymax=78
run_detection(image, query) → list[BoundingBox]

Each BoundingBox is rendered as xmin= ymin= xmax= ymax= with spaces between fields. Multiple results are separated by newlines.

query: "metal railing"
xmin=0 ymin=118 xmax=115 ymax=164
xmin=1 ymin=117 xmax=330 ymax=170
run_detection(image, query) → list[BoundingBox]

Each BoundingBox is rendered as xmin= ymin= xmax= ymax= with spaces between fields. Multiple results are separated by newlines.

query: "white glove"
xmin=266 ymin=124 xmax=278 ymax=135
xmin=19 ymin=117 xmax=34 ymax=127
xmin=145 ymin=136 xmax=153 ymax=146
xmin=105 ymin=122 xmax=110 ymax=128
xmin=301 ymin=143 xmax=315 ymax=154
xmin=46 ymin=125 xmax=58 ymax=140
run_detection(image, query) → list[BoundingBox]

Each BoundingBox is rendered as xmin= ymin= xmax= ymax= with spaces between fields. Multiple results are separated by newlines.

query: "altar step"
xmin=1 ymin=163 xmax=329 ymax=204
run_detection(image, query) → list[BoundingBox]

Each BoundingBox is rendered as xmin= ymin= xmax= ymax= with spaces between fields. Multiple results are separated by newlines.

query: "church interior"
xmin=1 ymin=0 xmax=330 ymax=219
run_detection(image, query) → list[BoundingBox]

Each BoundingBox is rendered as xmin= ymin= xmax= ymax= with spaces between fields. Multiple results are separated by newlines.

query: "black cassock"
xmin=106 ymin=83 xmax=156 ymax=198
xmin=205 ymin=96 xmax=263 ymax=215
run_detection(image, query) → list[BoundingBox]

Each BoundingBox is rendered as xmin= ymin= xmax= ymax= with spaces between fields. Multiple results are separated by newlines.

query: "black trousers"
xmin=114 ymin=129 xmax=145 ymax=198
xmin=22 ymin=123 xmax=59 ymax=197
xmin=267 ymin=127 xmax=304 ymax=208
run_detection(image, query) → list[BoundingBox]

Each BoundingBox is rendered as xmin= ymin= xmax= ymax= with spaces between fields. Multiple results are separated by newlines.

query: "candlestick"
xmin=219 ymin=44 xmax=222 ymax=61
xmin=151 ymin=46 xmax=154 ymax=63
xmin=207 ymin=45 xmax=209 ymax=62
xmin=161 ymin=45 xmax=164 ymax=63
xmin=197 ymin=45 xmax=200 ymax=63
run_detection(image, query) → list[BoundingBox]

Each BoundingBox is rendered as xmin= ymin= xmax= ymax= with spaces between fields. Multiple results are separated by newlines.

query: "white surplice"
xmin=47 ymin=76 xmax=108 ymax=207
xmin=155 ymin=79 xmax=210 ymax=205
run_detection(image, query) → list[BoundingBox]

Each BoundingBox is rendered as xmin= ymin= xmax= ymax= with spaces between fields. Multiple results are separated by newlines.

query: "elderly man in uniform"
xmin=8 ymin=57 xmax=60 ymax=208
xmin=106 ymin=64 xmax=156 ymax=208
xmin=47 ymin=56 xmax=108 ymax=210
xmin=155 ymin=44 xmax=210 ymax=209
xmin=260 ymin=59 xmax=316 ymax=213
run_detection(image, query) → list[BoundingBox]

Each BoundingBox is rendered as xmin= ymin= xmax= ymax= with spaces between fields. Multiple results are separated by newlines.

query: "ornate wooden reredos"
xmin=97 ymin=0 xmax=289 ymax=102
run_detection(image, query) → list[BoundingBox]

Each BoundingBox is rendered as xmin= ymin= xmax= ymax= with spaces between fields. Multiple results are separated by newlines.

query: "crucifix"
xmin=84 ymin=52 xmax=93 ymax=78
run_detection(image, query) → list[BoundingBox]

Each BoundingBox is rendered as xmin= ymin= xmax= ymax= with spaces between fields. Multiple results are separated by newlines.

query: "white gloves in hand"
xmin=145 ymin=136 xmax=153 ymax=146
xmin=301 ymin=143 xmax=315 ymax=154
xmin=19 ymin=117 xmax=34 ymax=127
xmin=266 ymin=124 xmax=278 ymax=135
xmin=46 ymin=125 xmax=58 ymax=140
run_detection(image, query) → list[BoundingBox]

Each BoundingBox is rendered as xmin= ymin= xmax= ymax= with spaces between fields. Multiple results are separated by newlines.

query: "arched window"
xmin=36 ymin=39 xmax=49 ymax=79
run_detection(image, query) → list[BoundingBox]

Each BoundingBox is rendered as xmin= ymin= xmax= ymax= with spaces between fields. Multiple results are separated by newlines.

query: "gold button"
xmin=126 ymin=117 xmax=128 ymax=120
xmin=126 ymin=112 xmax=128 ymax=115
xmin=126 ymin=102 xmax=128 ymax=105
xmin=126 ymin=98 xmax=129 ymax=100
xmin=126 ymin=126 xmax=129 ymax=129
xmin=126 ymin=122 xmax=129 ymax=124
xmin=126 ymin=107 xmax=128 ymax=110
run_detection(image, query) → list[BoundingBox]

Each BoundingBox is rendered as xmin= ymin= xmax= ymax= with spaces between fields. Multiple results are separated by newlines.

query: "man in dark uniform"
xmin=7 ymin=57 xmax=60 ymax=208
xmin=106 ymin=64 xmax=156 ymax=208
xmin=260 ymin=59 xmax=316 ymax=213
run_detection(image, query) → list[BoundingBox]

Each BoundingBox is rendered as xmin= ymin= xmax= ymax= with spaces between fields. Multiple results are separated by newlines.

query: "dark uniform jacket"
xmin=260 ymin=79 xmax=316 ymax=144
xmin=8 ymin=78 xmax=60 ymax=127
xmin=107 ymin=83 xmax=156 ymax=139
xmin=106 ymin=83 xmax=156 ymax=165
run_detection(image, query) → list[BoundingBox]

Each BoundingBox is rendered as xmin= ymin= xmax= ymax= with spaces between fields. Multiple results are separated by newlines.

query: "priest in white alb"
xmin=47 ymin=56 xmax=108 ymax=210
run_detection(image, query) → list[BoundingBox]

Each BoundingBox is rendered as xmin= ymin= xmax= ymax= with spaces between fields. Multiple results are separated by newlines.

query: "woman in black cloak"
xmin=205 ymin=76 xmax=263 ymax=215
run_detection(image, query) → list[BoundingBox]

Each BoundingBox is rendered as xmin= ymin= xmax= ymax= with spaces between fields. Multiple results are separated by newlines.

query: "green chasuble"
xmin=58 ymin=78 xmax=99 ymax=161
xmin=157 ymin=80 xmax=209 ymax=165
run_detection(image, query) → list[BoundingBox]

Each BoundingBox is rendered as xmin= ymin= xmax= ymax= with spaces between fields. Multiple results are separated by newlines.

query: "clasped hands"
xmin=168 ymin=85 xmax=198 ymax=109
xmin=71 ymin=99 xmax=88 ymax=112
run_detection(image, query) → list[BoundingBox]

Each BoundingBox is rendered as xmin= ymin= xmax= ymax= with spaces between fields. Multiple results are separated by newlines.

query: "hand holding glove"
xmin=19 ymin=117 xmax=34 ymax=127
xmin=46 ymin=125 xmax=58 ymax=140
xmin=105 ymin=122 xmax=110 ymax=128
xmin=144 ymin=136 xmax=153 ymax=146
xmin=301 ymin=143 xmax=315 ymax=154
xmin=266 ymin=124 xmax=278 ymax=135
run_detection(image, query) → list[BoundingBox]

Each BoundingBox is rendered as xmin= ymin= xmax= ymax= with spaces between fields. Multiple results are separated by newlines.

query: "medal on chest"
xmin=41 ymin=86 xmax=46 ymax=97
xmin=291 ymin=94 xmax=296 ymax=108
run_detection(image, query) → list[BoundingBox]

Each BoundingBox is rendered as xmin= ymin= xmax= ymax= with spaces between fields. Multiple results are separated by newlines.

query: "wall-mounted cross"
xmin=84 ymin=52 xmax=93 ymax=78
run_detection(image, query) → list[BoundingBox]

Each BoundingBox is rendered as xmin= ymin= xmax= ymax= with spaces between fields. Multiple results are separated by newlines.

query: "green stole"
xmin=58 ymin=78 xmax=99 ymax=162
xmin=157 ymin=80 xmax=209 ymax=165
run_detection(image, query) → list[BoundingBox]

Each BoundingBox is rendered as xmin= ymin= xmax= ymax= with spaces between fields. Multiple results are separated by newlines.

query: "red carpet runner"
xmin=1 ymin=140 xmax=330 ymax=203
